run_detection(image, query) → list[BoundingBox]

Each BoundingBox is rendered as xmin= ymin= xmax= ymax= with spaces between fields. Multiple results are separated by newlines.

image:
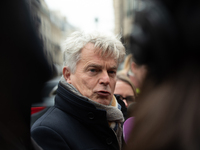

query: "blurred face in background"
xmin=131 ymin=62 xmax=147 ymax=88
xmin=114 ymin=80 xmax=135 ymax=107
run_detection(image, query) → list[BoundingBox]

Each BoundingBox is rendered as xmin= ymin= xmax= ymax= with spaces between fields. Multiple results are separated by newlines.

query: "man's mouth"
xmin=96 ymin=91 xmax=111 ymax=96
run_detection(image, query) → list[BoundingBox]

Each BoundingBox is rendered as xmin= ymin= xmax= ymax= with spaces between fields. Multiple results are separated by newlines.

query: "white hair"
xmin=63 ymin=31 xmax=126 ymax=73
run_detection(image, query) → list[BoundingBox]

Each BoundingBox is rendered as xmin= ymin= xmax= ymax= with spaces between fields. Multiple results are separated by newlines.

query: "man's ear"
xmin=63 ymin=66 xmax=72 ymax=84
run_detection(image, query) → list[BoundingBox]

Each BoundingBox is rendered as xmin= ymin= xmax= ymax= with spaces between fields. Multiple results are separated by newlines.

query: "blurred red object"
xmin=31 ymin=107 xmax=46 ymax=115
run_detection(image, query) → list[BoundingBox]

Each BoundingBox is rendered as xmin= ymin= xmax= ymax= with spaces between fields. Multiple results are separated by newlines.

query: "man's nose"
xmin=99 ymin=71 xmax=110 ymax=85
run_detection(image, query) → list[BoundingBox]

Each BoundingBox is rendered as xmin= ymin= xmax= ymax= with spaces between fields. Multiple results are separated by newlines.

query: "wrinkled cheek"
xmin=81 ymin=82 xmax=94 ymax=97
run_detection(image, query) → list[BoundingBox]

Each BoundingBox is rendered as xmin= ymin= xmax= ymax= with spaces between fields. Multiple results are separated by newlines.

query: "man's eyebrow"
xmin=85 ymin=64 xmax=117 ymax=70
xmin=108 ymin=66 xmax=118 ymax=70
xmin=86 ymin=64 xmax=102 ymax=69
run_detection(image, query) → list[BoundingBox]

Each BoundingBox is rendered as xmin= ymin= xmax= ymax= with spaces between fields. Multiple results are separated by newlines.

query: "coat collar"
xmin=55 ymin=82 xmax=108 ymax=124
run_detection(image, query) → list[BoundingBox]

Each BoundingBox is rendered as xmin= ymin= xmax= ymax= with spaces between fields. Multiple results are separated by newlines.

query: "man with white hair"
xmin=31 ymin=31 xmax=126 ymax=150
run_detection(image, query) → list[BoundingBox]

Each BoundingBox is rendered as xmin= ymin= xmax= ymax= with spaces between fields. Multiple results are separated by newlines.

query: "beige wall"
xmin=113 ymin=0 xmax=141 ymax=37
xmin=113 ymin=0 xmax=124 ymax=35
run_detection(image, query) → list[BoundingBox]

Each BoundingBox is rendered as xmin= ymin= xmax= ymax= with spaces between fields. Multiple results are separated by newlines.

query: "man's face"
xmin=64 ymin=43 xmax=118 ymax=105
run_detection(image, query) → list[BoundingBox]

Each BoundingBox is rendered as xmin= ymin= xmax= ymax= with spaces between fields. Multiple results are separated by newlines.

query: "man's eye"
xmin=108 ymin=71 xmax=116 ymax=77
xmin=108 ymin=71 xmax=116 ymax=74
xmin=89 ymin=69 xmax=97 ymax=72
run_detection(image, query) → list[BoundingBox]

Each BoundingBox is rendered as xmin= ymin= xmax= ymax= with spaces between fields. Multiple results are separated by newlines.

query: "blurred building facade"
xmin=113 ymin=0 xmax=141 ymax=54
xmin=29 ymin=0 xmax=77 ymax=76
xmin=113 ymin=0 xmax=141 ymax=36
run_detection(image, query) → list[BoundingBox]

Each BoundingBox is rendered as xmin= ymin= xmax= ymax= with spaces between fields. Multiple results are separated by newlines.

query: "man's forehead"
xmin=80 ymin=43 xmax=118 ymax=67
xmin=80 ymin=55 xmax=118 ymax=70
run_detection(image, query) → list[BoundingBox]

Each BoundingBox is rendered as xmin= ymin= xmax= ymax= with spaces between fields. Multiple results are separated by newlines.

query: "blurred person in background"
xmin=114 ymin=73 xmax=137 ymax=145
xmin=118 ymin=54 xmax=133 ymax=76
xmin=130 ymin=56 xmax=147 ymax=93
xmin=0 ymin=0 xmax=53 ymax=149
xmin=118 ymin=54 xmax=147 ymax=94
xmin=114 ymin=73 xmax=136 ymax=108
xmin=31 ymin=31 xmax=126 ymax=150
xmin=124 ymin=0 xmax=200 ymax=150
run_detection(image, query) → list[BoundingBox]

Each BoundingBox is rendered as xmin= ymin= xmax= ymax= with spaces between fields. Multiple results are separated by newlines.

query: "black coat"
xmin=31 ymin=83 xmax=120 ymax=150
